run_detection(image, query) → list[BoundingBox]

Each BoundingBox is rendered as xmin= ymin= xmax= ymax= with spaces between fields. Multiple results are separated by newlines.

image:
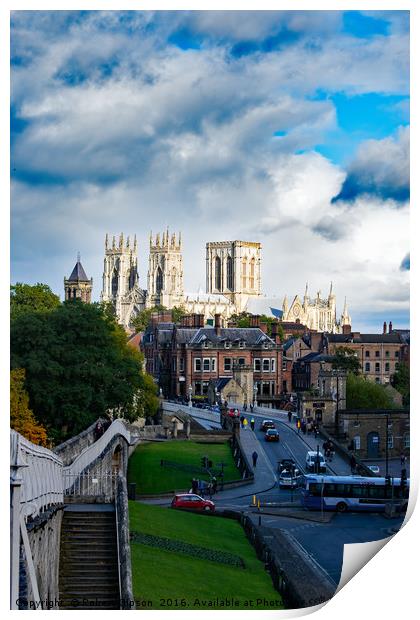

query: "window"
xmin=172 ymin=358 xmax=177 ymax=371
xmin=375 ymin=351 xmax=380 ymax=358
xmin=211 ymin=358 xmax=217 ymax=372
xmin=194 ymin=382 xmax=202 ymax=395
xmin=156 ymin=266 xmax=163 ymax=294
xmin=239 ymin=340 xmax=245 ymax=349
xmin=263 ymin=341 xmax=269 ymax=349
xmin=203 ymin=358 xmax=211 ymax=372
xmin=254 ymin=358 xmax=261 ymax=372
xmin=238 ymin=357 xmax=246 ymax=366
xmin=224 ymin=341 xmax=231 ymax=349
xmin=385 ymin=362 xmax=390 ymax=372
xmin=385 ymin=350 xmax=390 ymax=358
xmin=387 ymin=435 xmax=394 ymax=449
xmin=365 ymin=362 xmax=371 ymax=372
xmin=224 ymin=358 xmax=232 ymax=372
xmin=271 ymin=358 xmax=276 ymax=372
xmin=395 ymin=351 xmax=399 ymax=359
xmin=365 ymin=350 xmax=370 ymax=358
xmin=203 ymin=339 xmax=208 ymax=349
xmin=375 ymin=362 xmax=380 ymax=373
xmin=375 ymin=377 xmax=381 ymax=384
xmin=262 ymin=382 xmax=270 ymax=395
xmin=282 ymin=360 xmax=287 ymax=371
xmin=404 ymin=433 xmax=410 ymax=449
xmin=202 ymin=381 xmax=209 ymax=395
xmin=215 ymin=256 xmax=222 ymax=291
xmin=179 ymin=358 xmax=185 ymax=373
xmin=194 ymin=358 xmax=202 ymax=372
xmin=262 ymin=358 xmax=270 ymax=372
xmin=227 ymin=255 xmax=233 ymax=291
xmin=353 ymin=435 xmax=361 ymax=450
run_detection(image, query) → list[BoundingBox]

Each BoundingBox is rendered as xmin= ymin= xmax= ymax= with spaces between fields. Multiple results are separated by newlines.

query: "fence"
xmin=63 ymin=471 xmax=118 ymax=501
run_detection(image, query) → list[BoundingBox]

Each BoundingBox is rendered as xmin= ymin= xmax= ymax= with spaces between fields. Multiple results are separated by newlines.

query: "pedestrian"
xmin=192 ymin=478 xmax=199 ymax=494
xmin=243 ymin=417 xmax=248 ymax=430
xmin=240 ymin=415 xmax=245 ymax=428
xmin=250 ymin=417 xmax=255 ymax=431
xmin=350 ymin=454 xmax=357 ymax=474
xmin=302 ymin=420 xmax=307 ymax=434
xmin=250 ymin=403 xmax=254 ymax=413
xmin=244 ymin=402 xmax=247 ymax=412
xmin=314 ymin=424 xmax=319 ymax=438
xmin=94 ymin=421 xmax=103 ymax=441
xmin=297 ymin=419 xmax=301 ymax=434
xmin=287 ymin=410 xmax=292 ymax=423
xmin=400 ymin=453 xmax=406 ymax=467
xmin=252 ymin=450 xmax=258 ymax=467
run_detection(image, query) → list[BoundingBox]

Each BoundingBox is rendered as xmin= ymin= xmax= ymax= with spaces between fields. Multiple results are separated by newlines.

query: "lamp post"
xmin=188 ymin=384 xmax=192 ymax=408
xmin=253 ymin=384 xmax=258 ymax=409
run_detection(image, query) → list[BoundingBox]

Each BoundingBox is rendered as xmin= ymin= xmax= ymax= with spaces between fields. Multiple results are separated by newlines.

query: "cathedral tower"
xmin=147 ymin=229 xmax=184 ymax=308
xmin=206 ymin=241 xmax=261 ymax=311
xmin=64 ymin=254 xmax=92 ymax=302
xmin=101 ymin=233 xmax=139 ymax=319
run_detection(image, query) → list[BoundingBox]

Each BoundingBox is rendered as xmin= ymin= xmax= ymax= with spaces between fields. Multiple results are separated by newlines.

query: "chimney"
xmin=195 ymin=314 xmax=204 ymax=329
xmin=214 ymin=313 xmax=221 ymax=336
xmin=259 ymin=321 xmax=268 ymax=334
xmin=383 ymin=321 xmax=387 ymax=334
xmin=389 ymin=321 xmax=393 ymax=333
xmin=250 ymin=315 xmax=260 ymax=327
xmin=271 ymin=322 xmax=281 ymax=344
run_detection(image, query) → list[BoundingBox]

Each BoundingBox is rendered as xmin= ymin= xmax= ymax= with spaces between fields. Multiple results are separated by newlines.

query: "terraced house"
xmin=142 ymin=312 xmax=283 ymax=406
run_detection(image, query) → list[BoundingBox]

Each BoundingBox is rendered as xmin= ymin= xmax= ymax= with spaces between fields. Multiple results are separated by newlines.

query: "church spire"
xmin=282 ymin=295 xmax=289 ymax=315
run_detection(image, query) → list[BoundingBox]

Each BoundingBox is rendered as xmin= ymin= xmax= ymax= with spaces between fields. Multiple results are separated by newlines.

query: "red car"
xmin=171 ymin=494 xmax=215 ymax=512
xmin=265 ymin=429 xmax=280 ymax=442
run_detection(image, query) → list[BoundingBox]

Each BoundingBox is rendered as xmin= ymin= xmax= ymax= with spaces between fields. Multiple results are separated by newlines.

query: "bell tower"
xmin=147 ymin=229 xmax=184 ymax=308
xmin=101 ymin=233 xmax=139 ymax=318
xmin=64 ymin=253 xmax=93 ymax=303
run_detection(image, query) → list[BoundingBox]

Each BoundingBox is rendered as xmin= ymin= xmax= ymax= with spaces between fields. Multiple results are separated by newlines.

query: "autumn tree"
xmin=10 ymin=368 xmax=47 ymax=446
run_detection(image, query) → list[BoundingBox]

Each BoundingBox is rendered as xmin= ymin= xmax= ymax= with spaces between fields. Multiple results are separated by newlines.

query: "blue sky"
xmin=10 ymin=10 xmax=410 ymax=331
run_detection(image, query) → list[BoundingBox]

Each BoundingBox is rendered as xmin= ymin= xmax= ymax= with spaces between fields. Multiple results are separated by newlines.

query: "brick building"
xmin=142 ymin=312 xmax=283 ymax=406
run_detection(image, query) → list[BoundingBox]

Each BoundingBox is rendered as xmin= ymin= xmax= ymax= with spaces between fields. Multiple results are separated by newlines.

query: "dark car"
xmin=265 ymin=429 xmax=280 ymax=442
xmin=278 ymin=458 xmax=296 ymax=473
xmin=171 ymin=494 xmax=215 ymax=512
xmin=260 ymin=419 xmax=275 ymax=431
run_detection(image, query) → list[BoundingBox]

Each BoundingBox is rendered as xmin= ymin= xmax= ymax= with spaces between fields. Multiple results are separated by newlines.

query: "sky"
xmin=10 ymin=9 xmax=410 ymax=332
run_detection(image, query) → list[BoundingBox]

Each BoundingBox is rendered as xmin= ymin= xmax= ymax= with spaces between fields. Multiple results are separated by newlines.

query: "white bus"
xmin=300 ymin=474 xmax=409 ymax=513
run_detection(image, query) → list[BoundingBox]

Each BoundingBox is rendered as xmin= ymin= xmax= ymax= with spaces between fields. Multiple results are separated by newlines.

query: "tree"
xmin=11 ymin=282 xmax=60 ymax=322
xmin=332 ymin=346 xmax=361 ymax=374
xmin=10 ymin=368 xmax=47 ymax=446
xmin=11 ymin=300 xmax=158 ymax=442
xmin=171 ymin=306 xmax=187 ymax=323
xmin=346 ymin=373 xmax=397 ymax=410
xmin=131 ymin=305 xmax=167 ymax=333
xmin=391 ymin=362 xmax=410 ymax=407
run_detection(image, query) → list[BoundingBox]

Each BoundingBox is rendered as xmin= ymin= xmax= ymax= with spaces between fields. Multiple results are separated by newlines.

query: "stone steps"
xmin=59 ymin=509 xmax=120 ymax=610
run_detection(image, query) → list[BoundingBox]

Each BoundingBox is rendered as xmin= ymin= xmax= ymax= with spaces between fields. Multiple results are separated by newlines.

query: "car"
xmin=368 ymin=465 xmax=380 ymax=475
xmin=278 ymin=458 xmax=296 ymax=473
xmin=279 ymin=468 xmax=302 ymax=488
xmin=265 ymin=429 xmax=280 ymax=442
xmin=171 ymin=494 xmax=215 ymax=512
xmin=227 ymin=408 xmax=240 ymax=417
xmin=260 ymin=419 xmax=275 ymax=431
xmin=305 ymin=451 xmax=327 ymax=473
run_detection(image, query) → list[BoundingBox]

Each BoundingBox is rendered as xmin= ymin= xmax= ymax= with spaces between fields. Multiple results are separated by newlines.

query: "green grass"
xmin=127 ymin=440 xmax=240 ymax=494
xmin=129 ymin=501 xmax=283 ymax=610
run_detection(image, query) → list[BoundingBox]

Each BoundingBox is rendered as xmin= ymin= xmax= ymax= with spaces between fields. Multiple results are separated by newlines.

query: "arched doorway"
xmin=112 ymin=444 xmax=123 ymax=473
xmin=367 ymin=432 xmax=380 ymax=458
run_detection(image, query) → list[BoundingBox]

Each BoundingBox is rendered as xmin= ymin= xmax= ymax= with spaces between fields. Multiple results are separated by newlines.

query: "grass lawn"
xmin=128 ymin=440 xmax=241 ymax=494
xmin=129 ymin=501 xmax=283 ymax=610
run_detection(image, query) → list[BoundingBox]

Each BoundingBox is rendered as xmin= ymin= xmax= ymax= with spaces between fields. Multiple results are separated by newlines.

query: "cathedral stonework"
xmin=99 ymin=231 xmax=350 ymax=333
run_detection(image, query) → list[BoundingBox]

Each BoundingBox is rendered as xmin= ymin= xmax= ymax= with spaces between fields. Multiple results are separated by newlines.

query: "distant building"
xmin=64 ymin=254 xmax=92 ymax=302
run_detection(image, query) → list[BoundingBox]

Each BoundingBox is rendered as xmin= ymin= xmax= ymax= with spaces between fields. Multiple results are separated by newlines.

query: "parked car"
xmin=265 ymin=429 xmax=280 ymax=442
xmin=368 ymin=465 xmax=380 ymax=475
xmin=260 ymin=419 xmax=275 ymax=431
xmin=305 ymin=451 xmax=327 ymax=473
xmin=171 ymin=494 xmax=215 ymax=512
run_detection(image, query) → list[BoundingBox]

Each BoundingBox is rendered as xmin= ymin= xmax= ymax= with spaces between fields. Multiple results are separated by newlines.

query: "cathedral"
xmin=94 ymin=229 xmax=350 ymax=333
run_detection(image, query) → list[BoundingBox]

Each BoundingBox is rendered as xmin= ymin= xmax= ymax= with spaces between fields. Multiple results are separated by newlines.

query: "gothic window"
xmin=129 ymin=266 xmax=136 ymax=290
xmin=241 ymin=258 xmax=247 ymax=290
xmin=171 ymin=267 xmax=177 ymax=292
xmin=112 ymin=268 xmax=119 ymax=296
xmin=227 ymin=255 xmax=233 ymax=291
xmin=215 ymin=256 xmax=222 ymax=291
xmin=250 ymin=257 xmax=255 ymax=290
xmin=156 ymin=266 xmax=163 ymax=294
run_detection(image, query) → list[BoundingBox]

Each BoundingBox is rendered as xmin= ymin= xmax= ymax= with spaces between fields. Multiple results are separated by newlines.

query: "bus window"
xmin=352 ymin=485 xmax=369 ymax=498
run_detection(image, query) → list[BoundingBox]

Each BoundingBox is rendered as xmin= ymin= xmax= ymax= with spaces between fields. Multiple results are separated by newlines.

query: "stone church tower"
xmin=64 ymin=254 xmax=92 ymax=302
xmin=101 ymin=233 xmax=144 ymax=324
xmin=147 ymin=229 xmax=184 ymax=308
xmin=206 ymin=241 xmax=261 ymax=311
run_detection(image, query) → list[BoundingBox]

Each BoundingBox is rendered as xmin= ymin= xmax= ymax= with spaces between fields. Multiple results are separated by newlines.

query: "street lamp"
xmin=253 ymin=384 xmax=258 ymax=409
xmin=188 ymin=384 xmax=193 ymax=408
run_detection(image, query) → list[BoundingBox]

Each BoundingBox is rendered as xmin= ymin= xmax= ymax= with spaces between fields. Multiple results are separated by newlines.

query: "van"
xmin=305 ymin=451 xmax=327 ymax=473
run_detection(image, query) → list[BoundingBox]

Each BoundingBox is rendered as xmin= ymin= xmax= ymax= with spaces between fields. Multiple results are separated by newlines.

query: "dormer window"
xmin=224 ymin=341 xmax=231 ymax=349
xmin=239 ymin=340 xmax=245 ymax=349
xmin=203 ymin=340 xmax=208 ymax=349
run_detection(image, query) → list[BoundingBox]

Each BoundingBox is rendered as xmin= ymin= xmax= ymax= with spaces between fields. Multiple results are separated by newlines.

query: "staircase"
xmin=59 ymin=507 xmax=120 ymax=610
